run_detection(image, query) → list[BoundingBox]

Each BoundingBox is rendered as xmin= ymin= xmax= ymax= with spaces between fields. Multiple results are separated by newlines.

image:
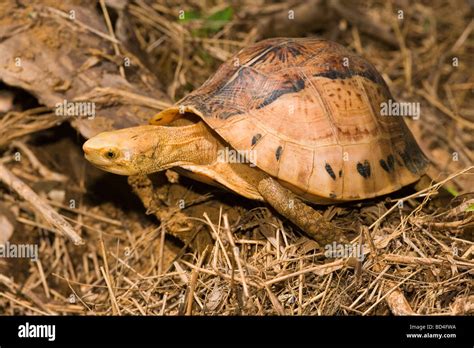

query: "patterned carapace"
xmin=154 ymin=38 xmax=429 ymax=202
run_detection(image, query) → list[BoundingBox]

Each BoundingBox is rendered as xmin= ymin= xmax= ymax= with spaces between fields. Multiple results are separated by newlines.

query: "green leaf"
xmin=207 ymin=7 xmax=233 ymax=22
xmin=204 ymin=7 xmax=233 ymax=32
xmin=179 ymin=10 xmax=201 ymax=22
xmin=445 ymin=186 xmax=459 ymax=197
xmin=180 ymin=7 xmax=233 ymax=37
xmin=465 ymin=204 xmax=474 ymax=212
xmin=190 ymin=28 xmax=206 ymax=37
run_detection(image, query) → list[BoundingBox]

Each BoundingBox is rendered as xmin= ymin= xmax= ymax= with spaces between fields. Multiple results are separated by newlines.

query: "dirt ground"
xmin=0 ymin=0 xmax=472 ymax=315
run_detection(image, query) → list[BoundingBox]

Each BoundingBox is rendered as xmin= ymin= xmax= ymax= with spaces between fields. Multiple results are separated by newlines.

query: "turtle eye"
xmin=104 ymin=149 xmax=118 ymax=160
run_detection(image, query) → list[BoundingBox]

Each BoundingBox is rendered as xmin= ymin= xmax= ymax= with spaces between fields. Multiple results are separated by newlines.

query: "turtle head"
xmin=83 ymin=125 xmax=165 ymax=176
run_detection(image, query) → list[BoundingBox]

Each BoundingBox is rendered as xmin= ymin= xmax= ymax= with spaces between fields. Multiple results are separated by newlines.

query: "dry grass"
xmin=0 ymin=0 xmax=472 ymax=316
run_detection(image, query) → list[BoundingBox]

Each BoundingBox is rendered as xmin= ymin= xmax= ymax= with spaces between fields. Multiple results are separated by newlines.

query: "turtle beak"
xmin=82 ymin=142 xmax=92 ymax=159
xmin=82 ymin=142 xmax=91 ymax=160
xmin=82 ymin=138 xmax=105 ymax=165
xmin=82 ymin=139 xmax=98 ymax=163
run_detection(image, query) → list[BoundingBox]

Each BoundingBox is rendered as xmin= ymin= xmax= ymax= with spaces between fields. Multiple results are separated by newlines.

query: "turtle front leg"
xmin=257 ymin=177 xmax=346 ymax=246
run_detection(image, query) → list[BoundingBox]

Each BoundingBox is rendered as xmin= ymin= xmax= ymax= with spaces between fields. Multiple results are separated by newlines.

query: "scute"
xmin=151 ymin=38 xmax=429 ymax=202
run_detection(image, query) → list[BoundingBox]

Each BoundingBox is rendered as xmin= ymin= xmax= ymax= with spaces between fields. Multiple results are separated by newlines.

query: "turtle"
xmin=83 ymin=38 xmax=429 ymax=245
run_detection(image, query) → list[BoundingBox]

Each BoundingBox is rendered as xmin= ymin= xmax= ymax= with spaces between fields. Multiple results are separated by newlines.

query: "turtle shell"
xmin=152 ymin=38 xmax=429 ymax=202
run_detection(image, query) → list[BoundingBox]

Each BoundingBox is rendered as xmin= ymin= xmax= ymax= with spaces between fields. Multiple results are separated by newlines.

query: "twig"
xmin=383 ymin=254 xmax=473 ymax=269
xmin=264 ymin=284 xmax=285 ymax=315
xmin=368 ymin=166 xmax=474 ymax=230
xmin=100 ymin=266 xmax=121 ymax=315
xmin=329 ymin=0 xmax=398 ymax=47
xmin=185 ymin=249 xmax=208 ymax=315
xmin=11 ymin=141 xmax=68 ymax=182
xmin=47 ymin=199 xmax=122 ymax=226
xmin=180 ymin=260 xmax=261 ymax=289
xmin=74 ymin=87 xmax=171 ymax=110
xmin=99 ymin=0 xmax=126 ymax=79
xmin=0 ymin=163 xmax=83 ymax=245
xmin=43 ymin=6 xmax=120 ymax=44
xmin=223 ymin=214 xmax=249 ymax=299
xmin=265 ymin=259 xmax=345 ymax=286
xmin=385 ymin=282 xmax=416 ymax=315
xmin=362 ymin=270 xmax=421 ymax=316
xmin=203 ymin=212 xmax=232 ymax=269
xmin=417 ymin=89 xmax=474 ymax=129
xmin=0 ymin=292 xmax=50 ymax=315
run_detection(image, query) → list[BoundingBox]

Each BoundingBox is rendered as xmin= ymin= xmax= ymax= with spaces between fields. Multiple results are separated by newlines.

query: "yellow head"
xmin=83 ymin=125 xmax=165 ymax=175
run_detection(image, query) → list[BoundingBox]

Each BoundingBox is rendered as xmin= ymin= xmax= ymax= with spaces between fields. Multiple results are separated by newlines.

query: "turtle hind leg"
xmin=257 ymin=177 xmax=346 ymax=246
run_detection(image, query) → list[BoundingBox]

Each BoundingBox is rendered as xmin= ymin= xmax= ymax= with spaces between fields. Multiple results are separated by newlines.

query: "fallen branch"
xmin=385 ymin=283 xmax=416 ymax=316
xmin=0 ymin=163 xmax=84 ymax=245
xmin=329 ymin=0 xmax=398 ymax=47
xmin=11 ymin=141 xmax=68 ymax=182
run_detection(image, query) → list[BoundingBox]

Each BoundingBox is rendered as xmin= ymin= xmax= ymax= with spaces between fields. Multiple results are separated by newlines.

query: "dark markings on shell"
xmin=249 ymin=42 xmax=303 ymax=67
xmin=387 ymin=154 xmax=395 ymax=170
xmin=251 ymin=133 xmax=262 ymax=146
xmin=275 ymin=146 xmax=283 ymax=161
xmin=329 ymin=193 xmax=337 ymax=199
xmin=356 ymin=160 xmax=371 ymax=179
xmin=338 ymin=169 xmax=342 ymax=177
xmin=399 ymin=151 xmax=413 ymax=172
xmin=256 ymin=78 xmax=305 ymax=109
xmin=313 ymin=68 xmax=385 ymax=87
xmin=272 ymin=46 xmax=286 ymax=63
xmin=381 ymin=154 xmax=396 ymax=173
xmin=325 ymin=163 xmax=336 ymax=180
xmin=185 ymin=62 xmax=306 ymax=119
xmin=249 ymin=45 xmax=283 ymax=66
xmin=380 ymin=159 xmax=390 ymax=173
xmin=399 ymin=135 xmax=429 ymax=174
xmin=219 ymin=110 xmax=242 ymax=119
xmin=400 ymin=150 xmax=427 ymax=174
xmin=193 ymin=67 xmax=258 ymax=120
xmin=287 ymin=45 xmax=302 ymax=57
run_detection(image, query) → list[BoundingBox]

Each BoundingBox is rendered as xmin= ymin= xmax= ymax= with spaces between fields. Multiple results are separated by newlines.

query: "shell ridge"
xmin=302 ymin=68 xmax=340 ymax=144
